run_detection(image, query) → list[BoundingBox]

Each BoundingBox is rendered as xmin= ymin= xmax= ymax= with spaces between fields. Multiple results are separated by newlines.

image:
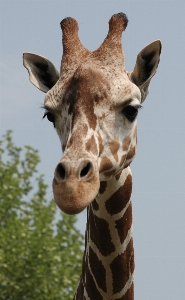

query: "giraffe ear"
xmin=129 ymin=40 xmax=162 ymax=102
xmin=23 ymin=53 xmax=59 ymax=93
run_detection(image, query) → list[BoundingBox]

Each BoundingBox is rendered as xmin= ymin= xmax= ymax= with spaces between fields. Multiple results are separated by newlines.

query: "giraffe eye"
xmin=43 ymin=112 xmax=55 ymax=127
xmin=122 ymin=105 xmax=138 ymax=122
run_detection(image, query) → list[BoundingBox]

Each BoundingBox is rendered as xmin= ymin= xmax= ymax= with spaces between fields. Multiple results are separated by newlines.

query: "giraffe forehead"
xmin=54 ymin=65 xmax=110 ymax=128
xmin=45 ymin=60 xmax=138 ymax=108
xmin=81 ymin=62 xmax=141 ymax=106
xmin=44 ymin=62 xmax=140 ymax=134
xmin=68 ymin=64 xmax=111 ymax=101
xmin=69 ymin=64 xmax=139 ymax=105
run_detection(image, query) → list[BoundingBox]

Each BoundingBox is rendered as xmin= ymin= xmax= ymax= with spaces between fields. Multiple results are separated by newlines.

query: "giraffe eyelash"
xmin=42 ymin=111 xmax=56 ymax=127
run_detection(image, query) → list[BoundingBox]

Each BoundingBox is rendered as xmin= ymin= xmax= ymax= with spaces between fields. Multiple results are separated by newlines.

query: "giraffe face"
xmin=43 ymin=62 xmax=141 ymax=214
xmin=23 ymin=14 xmax=161 ymax=214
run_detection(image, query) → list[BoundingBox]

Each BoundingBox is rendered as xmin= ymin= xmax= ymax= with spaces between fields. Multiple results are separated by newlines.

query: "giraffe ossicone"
xmin=23 ymin=13 xmax=161 ymax=300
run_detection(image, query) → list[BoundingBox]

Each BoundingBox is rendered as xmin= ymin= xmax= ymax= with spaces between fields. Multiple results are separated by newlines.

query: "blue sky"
xmin=1 ymin=1 xmax=185 ymax=299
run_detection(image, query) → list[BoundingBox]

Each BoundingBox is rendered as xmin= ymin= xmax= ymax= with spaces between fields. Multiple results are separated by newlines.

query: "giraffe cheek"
xmin=125 ymin=146 xmax=136 ymax=164
xmin=99 ymin=157 xmax=113 ymax=173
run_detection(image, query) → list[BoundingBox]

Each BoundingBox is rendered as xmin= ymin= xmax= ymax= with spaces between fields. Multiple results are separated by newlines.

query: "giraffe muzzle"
xmin=53 ymin=158 xmax=100 ymax=214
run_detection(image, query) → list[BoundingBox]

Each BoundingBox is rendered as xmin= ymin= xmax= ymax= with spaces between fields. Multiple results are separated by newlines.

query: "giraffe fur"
xmin=23 ymin=12 xmax=161 ymax=300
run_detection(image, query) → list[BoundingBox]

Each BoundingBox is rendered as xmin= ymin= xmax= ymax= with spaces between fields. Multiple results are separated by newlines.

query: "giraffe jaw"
xmin=52 ymin=174 xmax=100 ymax=215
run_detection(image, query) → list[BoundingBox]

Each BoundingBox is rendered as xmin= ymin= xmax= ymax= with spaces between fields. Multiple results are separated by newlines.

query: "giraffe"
xmin=23 ymin=13 xmax=161 ymax=300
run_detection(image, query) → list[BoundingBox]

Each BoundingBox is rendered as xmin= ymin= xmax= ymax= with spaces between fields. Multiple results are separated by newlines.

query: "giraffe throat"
xmin=74 ymin=167 xmax=134 ymax=300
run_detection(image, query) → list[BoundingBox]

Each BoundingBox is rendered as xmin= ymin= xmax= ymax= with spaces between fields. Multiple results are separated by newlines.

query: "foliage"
xmin=0 ymin=131 xmax=84 ymax=300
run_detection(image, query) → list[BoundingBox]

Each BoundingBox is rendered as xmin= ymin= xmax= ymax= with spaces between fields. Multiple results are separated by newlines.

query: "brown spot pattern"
xmin=89 ymin=247 xmax=107 ymax=292
xmin=105 ymin=174 xmax=132 ymax=215
xmin=82 ymin=95 xmax=97 ymax=131
xmin=99 ymin=157 xmax=113 ymax=173
xmin=74 ymin=277 xmax=84 ymax=299
xmin=115 ymin=282 xmax=134 ymax=300
xmin=91 ymin=199 xmax=99 ymax=211
xmin=122 ymin=136 xmax=131 ymax=151
xmin=89 ymin=206 xmax=115 ymax=256
xmin=104 ymin=168 xmax=116 ymax=177
xmin=66 ymin=76 xmax=79 ymax=116
xmin=126 ymin=146 xmax=136 ymax=161
xmin=66 ymin=123 xmax=88 ymax=149
xmin=77 ymin=66 xmax=110 ymax=131
xmin=119 ymin=154 xmax=126 ymax=167
xmin=115 ymin=170 xmax=122 ymax=181
xmin=65 ymin=70 xmax=98 ymax=130
xmin=110 ymin=239 xmax=134 ymax=294
xmin=86 ymin=135 xmax=98 ymax=155
xmin=99 ymin=181 xmax=107 ymax=194
xmin=115 ymin=203 xmax=132 ymax=244
xmin=129 ymin=238 xmax=135 ymax=275
xmin=81 ymin=243 xmax=87 ymax=283
xmin=85 ymin=267 xmax=103 ymax=300
xmin=109 ymin=139 xmax=120 ymax=162
xmin=124 ymin=162 xmax=130 ymax=169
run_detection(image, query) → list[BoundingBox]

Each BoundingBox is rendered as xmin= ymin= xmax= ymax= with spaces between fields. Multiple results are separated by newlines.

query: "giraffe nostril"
xmin=55 ymin=160 xmax=94 ymax=181
xmin=56 ymin=163 xmax=66 ymax=180
xmin=80 ymin=162 xmax=91 ymax=178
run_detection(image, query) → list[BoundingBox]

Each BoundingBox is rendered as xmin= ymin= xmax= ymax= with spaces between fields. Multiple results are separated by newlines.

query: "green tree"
xmin=0 ymin=131 xmax=84 ymax=300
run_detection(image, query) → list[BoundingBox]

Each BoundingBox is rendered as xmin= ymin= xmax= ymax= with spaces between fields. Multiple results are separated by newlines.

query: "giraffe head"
xmin=23 ymin=13 xmax=161 ymax=214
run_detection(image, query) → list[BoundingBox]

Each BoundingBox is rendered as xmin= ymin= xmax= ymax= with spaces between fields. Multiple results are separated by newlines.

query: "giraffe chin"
xmin=52 ymin=176 xmax=100 ymax=215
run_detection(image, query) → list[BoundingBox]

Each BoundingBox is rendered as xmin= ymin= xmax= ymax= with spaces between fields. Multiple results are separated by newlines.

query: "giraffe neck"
xmin=74 ymin=167 xmax=134 ymax=300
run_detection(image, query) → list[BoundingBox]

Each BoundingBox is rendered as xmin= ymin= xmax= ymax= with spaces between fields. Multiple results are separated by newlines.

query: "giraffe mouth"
xmin=52 ymin=158 xmax=100 ymax=214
